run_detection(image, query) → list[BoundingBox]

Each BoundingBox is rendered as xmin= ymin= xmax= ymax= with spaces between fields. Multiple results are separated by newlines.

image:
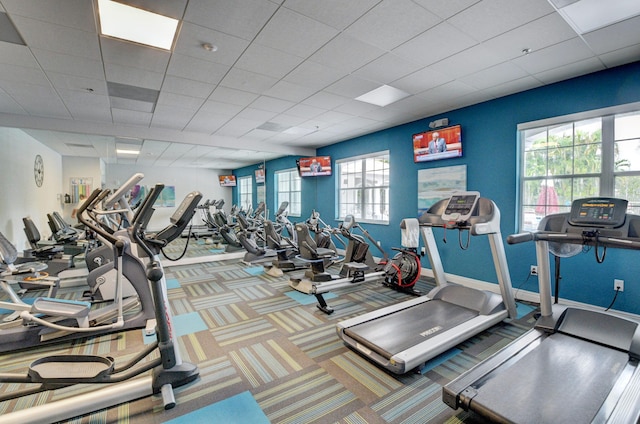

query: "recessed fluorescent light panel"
xmin=116 ymin=148 xmax=140 ymax=155
xmin=97 ymin=0 xmax=179 ymax=50
xmin=355 ymin=85 xmax=410 ymax=107
xmin=549 ymin=0 xmax=640 ymax=34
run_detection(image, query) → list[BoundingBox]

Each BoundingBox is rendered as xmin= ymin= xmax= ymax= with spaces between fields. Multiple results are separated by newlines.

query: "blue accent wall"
xmin=239 ymin=61 xmax=640 ymax=314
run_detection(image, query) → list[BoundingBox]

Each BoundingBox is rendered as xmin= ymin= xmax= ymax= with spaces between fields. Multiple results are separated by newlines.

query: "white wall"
xmin=0 ymin=128 xmax=64 ymax=251
xmin=105 ymin=164 xmax=233 ymax=230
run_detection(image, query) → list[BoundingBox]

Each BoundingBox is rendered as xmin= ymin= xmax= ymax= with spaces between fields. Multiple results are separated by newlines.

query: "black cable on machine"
xmin=161 ymin=223 xmax=193 ymax=261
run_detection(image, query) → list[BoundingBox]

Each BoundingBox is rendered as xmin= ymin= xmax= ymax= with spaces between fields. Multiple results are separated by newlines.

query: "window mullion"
xmin=601 ymin=115 xmax=615 ymax=196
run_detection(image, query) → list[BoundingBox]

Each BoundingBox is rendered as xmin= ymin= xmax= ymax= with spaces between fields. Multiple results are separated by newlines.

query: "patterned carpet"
xmin=0 ymin=249 xmax=538 ymax=424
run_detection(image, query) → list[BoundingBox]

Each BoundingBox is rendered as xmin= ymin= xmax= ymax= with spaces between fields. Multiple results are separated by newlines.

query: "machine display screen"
xmin=569 ymin=198 xmax=628 ymax=227
xmin=442 ymin=192 xmax=479 ymax=221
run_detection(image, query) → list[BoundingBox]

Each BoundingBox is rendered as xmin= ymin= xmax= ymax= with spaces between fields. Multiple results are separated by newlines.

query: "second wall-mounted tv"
xmin=412 ymin=124 xmax=462 ymax=163
xmin=297 ymin=156 xmax=332 ymax=177
xmin=219 ymin=175 xmax=236 ymax=187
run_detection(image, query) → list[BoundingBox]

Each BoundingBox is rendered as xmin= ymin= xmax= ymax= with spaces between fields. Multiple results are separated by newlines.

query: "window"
xmin=519 ymin=105 xmax=640 ymax=231
xmin=238 ymin=176 xmax=252 ymax=210
xmin=275 ymin=169 xmax=301 ymax=216
xmin=337 ymin=151 xmax=390 ymax=224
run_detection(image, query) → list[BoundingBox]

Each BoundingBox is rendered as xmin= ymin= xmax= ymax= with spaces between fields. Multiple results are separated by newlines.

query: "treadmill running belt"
xmin=470 ymin=333 xmax=628 ymax=423
xmin=343 ymin=299 xmax=478 ymax=359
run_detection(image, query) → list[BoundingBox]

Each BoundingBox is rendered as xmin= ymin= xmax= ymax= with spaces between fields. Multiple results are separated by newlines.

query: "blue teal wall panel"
xmin=237 ymin=61 xmax=640 ymax=314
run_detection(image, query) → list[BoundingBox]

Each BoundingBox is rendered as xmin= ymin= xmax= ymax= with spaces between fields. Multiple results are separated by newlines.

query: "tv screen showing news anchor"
xmin=412 ymin=125 xmax=462 ymax=163
xmin=298 ymin=156 xmax=332 ymax=177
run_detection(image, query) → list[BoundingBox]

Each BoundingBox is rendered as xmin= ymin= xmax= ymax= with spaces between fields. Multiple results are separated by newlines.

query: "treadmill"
xmin=443 ymin=197 xmax=640 ymax=423
xmin=337 ymin=192 xmax=518 ymax=374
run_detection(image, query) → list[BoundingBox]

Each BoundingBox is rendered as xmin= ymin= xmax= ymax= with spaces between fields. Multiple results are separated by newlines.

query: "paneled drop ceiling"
xmin=0 ymin=0 xmax=638 ymax=169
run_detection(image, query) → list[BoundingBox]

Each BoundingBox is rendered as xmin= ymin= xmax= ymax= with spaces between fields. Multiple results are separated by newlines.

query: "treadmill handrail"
xmin=508 ymin=230 xmax=640 ymax=250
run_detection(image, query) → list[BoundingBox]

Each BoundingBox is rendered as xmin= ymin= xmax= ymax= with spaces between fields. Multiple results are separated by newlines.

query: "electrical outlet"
xmin=530 ymin=265 xmax=538 ymax=276
xmin=614 ymin=279 xmax=624 ymax=292
xmin=420 ymin=247 xmax=426 ymax=256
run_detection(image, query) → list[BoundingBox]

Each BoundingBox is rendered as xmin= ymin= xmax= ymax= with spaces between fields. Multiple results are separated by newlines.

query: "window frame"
xmin=237 ymin=175 xmax=252 ymax=210
xmin=336 ymin=150 xmax=390 ymax=225
xmin=274 ymin=168 xmax=302 ymax=217
xmin=517 ymin=101 xmax=640 ymax=232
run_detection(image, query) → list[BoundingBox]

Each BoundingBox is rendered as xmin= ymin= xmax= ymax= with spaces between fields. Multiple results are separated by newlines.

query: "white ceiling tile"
xmin=3 ymin=83 xmax=71 ymax=118
xmin=183 ymin=0 xmax=278 ymax=41
xmin=2 ymin=0 xmax=96 ymax=32
xmin=479 ymin=76 xmax=543 ymax=99
xmin=208 ymin=86 xmax=259 ymax=107
xmin=309 ymin=33 xmax=386 ymax=74
xmin=582 ymin=15 xmax=640 ymax=55
xmin=0 ymin=91 xmax=26 ymax=114
xmin=220 ymin=67 xmax=278 ymax=94
xmin=283 ymin=103 xmax=326 ymax=119
xmin=31 ymin=49 xmax=105 ymax=80
xmin=283 ymin=0 xmax=378 ymax=30
xmin=333 ymin=99 xmax=379 ymax=116
xmin=302 ymin=91 xmax=350 ymax=109
xmin=598 ymin=44 xmax=640 ymax=68
xmin=324 ymin=75 xmax=380 ymax=98
xmin=104 ymin=63 xmax=164 ymax=90
xmin=167 ymin=53 xmax=229 ymax=85
xmin=533 ymin=57 xmax=606 ymax=84
xmin=284 ymin=61 xmax=349 ymax=91
xmin=174 ymin=22 xmax=249 ymax=67
xmin=235 ymin=107 xmax=277 ymax=122
xmin=157 ymin=91 xmax=206 ymax=110
xmin=151 ymin=104 xmax=201 ymax=129
xmin=112 ymin=108 xmax=153 ymax=126
xmin=215 ymin=117 xmax=260 ymax=137
xmin=183 ymin=112 xmax=229 ymax=134
xmin=345 ymin=0 xmax=441 ymax=51
xmin=161 ymin=76 xmax=215 ymax=99
xmin=512 ymin=37 xmax=596 ymax=75
xmin=480 ymin=13 xmax=578 ymax=62
xmin=448 ymin=0 xmax=555 ymax=42
xmin=393 ymin=22 xmax=477 ymax=67
xmin=11 ymin=16 xmax=100 ymax=60
xmin=392 ymin=66 xmax=453 ymax=95
xmin=412 ymin=0 xmax=481 ymax=20
xmin=0 ymin=0 xmax=637 ymax=167
xmin=353 ymin=53 xmax=424 ymax=85
xmin=0 ymin=63 xmax=49 ymax=86
xmin=459 ymin=61 xmax=530 ymax=90
xmin=0 ymin=43 xmax=37 ymax=67
xmin=255 ymin=7 xmax=339 ymax=58
xmin=198 ymin=100 xmax=244 ymax=118
xmin=249 ymin=96 xmax=296 ymax=114
xmin=100 ymin=37 xmax=171 ymax=73
xmin=235 ymin=43 xmax=304 ymax=79
xmin=428 ymin=44 xmax=507 ymax=79
xmin=263 ymin=80 xmax=317 ymax=102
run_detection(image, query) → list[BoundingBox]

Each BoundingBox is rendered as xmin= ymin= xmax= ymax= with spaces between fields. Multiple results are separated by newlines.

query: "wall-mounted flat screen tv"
xmin=255 ymin=169 xmax=265 ymax=184
xmin=297 ymin=156 xmax=332 ymax=177
xmin=219 ymin=175 xmax=236 ymax=187
xmin=412 ymin=124 xmax=462 ymax=163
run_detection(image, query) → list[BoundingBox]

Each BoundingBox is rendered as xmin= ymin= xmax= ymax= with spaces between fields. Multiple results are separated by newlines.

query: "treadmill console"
xmin=568 ymin=197 xmax=628 ymax=228
xmin=441 ymin=191 xmax=480 ymax=222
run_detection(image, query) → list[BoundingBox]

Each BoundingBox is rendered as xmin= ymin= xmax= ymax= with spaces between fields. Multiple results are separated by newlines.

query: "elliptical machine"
xmin=0 ymin=184 xmax=202 ymax=423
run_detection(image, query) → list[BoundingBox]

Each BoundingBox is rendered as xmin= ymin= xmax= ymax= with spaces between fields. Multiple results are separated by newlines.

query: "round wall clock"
xmin=34 ymin=154 xmax=44 ymax=187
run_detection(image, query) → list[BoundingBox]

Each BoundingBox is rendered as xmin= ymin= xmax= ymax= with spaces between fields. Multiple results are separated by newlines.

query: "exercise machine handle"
xmin=77 ymin=188 xmax=118 ymax=245
xmin=507 ymin=232 xmax=534 ymax=244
